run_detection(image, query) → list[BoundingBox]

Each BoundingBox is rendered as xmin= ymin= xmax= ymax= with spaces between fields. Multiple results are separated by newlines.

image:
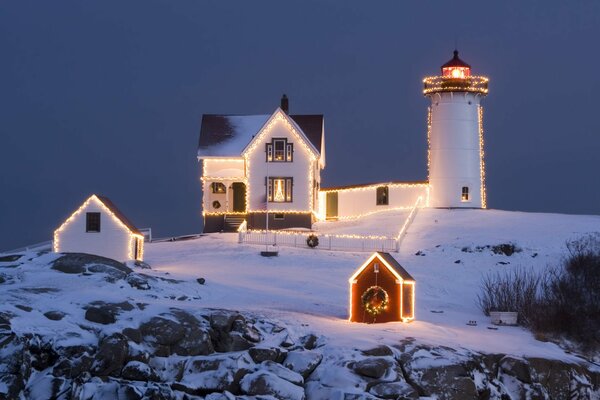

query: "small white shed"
xmin=53 ymin=195 xmax=144 ymax=262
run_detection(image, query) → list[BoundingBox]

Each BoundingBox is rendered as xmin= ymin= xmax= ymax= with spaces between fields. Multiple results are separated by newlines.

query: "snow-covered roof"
xmin=197 ymin=113 xmax=324 ymax=158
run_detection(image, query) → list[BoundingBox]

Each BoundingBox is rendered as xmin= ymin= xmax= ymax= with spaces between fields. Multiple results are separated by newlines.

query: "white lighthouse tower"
xmin=423 ymin=50 xmax=489 ymax=208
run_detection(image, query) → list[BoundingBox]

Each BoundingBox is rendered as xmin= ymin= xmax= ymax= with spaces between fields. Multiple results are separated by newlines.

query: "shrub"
xmin=477 ymin=268 xmax=540 ymax=325
xmin=530 ymin=234 xmax=600 ymax=350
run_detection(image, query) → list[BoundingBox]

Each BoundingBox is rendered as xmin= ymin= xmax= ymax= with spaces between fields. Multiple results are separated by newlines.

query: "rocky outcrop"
xmin=1 ymin=308 xmax=599 ymax=400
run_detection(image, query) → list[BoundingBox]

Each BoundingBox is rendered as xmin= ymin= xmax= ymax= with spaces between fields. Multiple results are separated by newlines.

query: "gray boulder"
xmin=361 ymin=345 xmax=393 ymax=357
xmin=240 ymin=371 xmax=305 ymax=400
xmin=249 ymin=347 xmax=284 ymax=364
xmin=369 ymin=381 xmax=419 ymax=399
xmin=43 ymin=311 xmax=65 ymax=321
xmin=122 ymin=360 xmax=160 ymax=382
xmin=260 ymin=360 xmax=304 ymax=386
xmin=353 ymin=358 xmax=392 ymax=379
xmin=499 ymin=356 xmax=532 ymax=384
xmin=140 ymin=316 xmax=185 ymax=346
xmin=91 ymin=333 xmax=129 ymax=376
xmin=283 ymin=351 xmax=323 ymax=379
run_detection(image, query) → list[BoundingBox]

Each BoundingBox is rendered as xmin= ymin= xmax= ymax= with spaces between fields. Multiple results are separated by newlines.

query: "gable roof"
xmin=55 ymin=195 xmax=142 ymax=236
xmin=349 ymin=252 xmax=415 ymax=283
xmin=95 ymin=195 xmax=142 ymax=236
xmin=198 ymin=112 xmax=323 ymax=158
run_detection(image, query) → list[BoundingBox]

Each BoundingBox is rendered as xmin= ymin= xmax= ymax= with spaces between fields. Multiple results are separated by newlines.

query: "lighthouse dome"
xmin=441 ymin=50 xmax=471 ymax=78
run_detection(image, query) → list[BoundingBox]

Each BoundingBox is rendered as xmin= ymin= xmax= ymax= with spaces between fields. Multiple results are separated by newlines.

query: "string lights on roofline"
xmin=53 ymin=195 xmax=144 ymax=260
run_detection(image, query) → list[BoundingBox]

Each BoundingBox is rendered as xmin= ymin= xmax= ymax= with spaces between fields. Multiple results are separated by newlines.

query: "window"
xmin=376 ymin=186 xmax=389 ymax=205
xmin=267 ymin=177 xmax=293 ymax=202
xmin=461 ymin=186 xmax=470 ymax=201
xmin=211 ymin=182 xmax=226 ymax=194
xmin=266 ymin=138 xmax=293 ymax=162
xmin=86 ymin=212 xmax=101 ymax=232
xmin=274 ymin=213 xmax=285 ymax=220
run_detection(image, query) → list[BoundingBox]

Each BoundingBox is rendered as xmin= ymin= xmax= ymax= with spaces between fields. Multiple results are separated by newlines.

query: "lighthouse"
xmin=423 ymin=50 xmax=489 ymax=208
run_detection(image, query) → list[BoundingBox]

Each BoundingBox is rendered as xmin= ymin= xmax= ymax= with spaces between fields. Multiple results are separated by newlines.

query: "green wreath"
xmin=306 ymin=234 xmax=319 ymax=248
xmin=361 ymin=286 xmax=389 ymax=316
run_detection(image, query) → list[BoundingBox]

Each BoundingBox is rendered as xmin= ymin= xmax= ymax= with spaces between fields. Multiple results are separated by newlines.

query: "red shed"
xmin=349 ymin=252 xmax=415 ymax=323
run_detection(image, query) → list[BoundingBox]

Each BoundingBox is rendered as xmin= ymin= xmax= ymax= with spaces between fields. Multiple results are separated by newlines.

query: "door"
xmin=232 ymin=182 xmax=247 ymax=212
xmin=326 ymin=192 xmax=338 ymax=220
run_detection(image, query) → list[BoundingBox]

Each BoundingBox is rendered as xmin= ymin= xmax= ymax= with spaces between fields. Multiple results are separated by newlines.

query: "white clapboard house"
xmin=198 ymin=95 xmax=325 ymax=232
xmin=53 ymin=194 xmax=144 ymax=261
xmin=198 ymin=51 xmax=490 ymax=231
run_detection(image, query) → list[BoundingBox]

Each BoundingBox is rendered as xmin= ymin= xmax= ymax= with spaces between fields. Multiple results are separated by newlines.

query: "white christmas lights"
xmin=478 ymin=105 xmax=487 ymax=209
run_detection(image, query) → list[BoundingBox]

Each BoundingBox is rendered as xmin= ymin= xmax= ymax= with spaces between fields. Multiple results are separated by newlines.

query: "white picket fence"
xmin=238 ymin=196 xmax=424 ymax=253
xmin=239 ymin=230 xmax=398 ymax=252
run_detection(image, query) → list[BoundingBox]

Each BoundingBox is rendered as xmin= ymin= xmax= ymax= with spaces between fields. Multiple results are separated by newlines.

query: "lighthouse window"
xmin=376 ymin=186 xmax=389 ymax=205
xmin=211 ymin=182 xmax=226 ymax=194
xmin=461 ymin=187 xmax=470 ymax=201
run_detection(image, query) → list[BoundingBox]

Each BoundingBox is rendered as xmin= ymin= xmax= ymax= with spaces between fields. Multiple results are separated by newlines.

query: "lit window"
xmin=461 ymin=186 xmax=469 ymax=201
xmin=267 ymin=177 xmax=293 ymax=202
xmin=211 ymin=182 xmax=226 ymax=194
xmin=376 ymin=186 xmax=389 ymax=206
xmin=266 ymin=139 xmax=293 ymax=162
xmin=86 ymin=212 xmax=101 ymax=232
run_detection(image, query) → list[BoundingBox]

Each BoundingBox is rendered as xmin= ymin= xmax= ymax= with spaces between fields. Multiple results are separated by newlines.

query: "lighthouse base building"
xmin=197 ymin=51 xmax=489 ymax=232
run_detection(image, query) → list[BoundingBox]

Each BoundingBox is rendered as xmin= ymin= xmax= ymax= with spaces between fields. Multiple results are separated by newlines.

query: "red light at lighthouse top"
xmin=441 ymin=50 xmax=471 ymax=79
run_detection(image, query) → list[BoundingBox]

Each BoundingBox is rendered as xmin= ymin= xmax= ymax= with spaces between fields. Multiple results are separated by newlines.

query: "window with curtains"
xmin=267 ymin=177 xmax=293 ymax=202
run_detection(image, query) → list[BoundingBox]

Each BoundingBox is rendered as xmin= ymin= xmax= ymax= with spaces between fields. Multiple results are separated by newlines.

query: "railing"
xmin=240 ymin=230 xmax=398 ymax=252
xmin=394 ymin=196 xmax=423 ymax=252
xmin=0 ymin=240 xmax=53 ymax=255
xmin=423 ymin=75 xmax=489 ymax=95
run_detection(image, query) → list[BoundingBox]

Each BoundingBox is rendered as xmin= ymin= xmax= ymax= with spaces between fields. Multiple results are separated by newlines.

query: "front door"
xmin=326 ymin=192 xmax=338 ymax=219
xmin=232 ymin=182 xmax=246 ymax=212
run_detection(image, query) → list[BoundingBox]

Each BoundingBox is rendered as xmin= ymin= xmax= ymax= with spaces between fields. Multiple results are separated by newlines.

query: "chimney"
xmin=280 ymin=94 xmax=289 ymax=114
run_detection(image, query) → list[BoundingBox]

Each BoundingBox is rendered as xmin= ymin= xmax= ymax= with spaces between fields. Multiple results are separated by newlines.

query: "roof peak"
xmin=441 ymin=49 xmax=471 ymax=71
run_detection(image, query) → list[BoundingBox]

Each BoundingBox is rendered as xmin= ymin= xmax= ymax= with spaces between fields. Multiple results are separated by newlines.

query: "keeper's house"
xmin=198 ymin=95 xmax=325 ymax=232
xmin=53 ymin=195 xmax=144 ymax=262
xmin=349 ymin=252 xmax=415 ymax=323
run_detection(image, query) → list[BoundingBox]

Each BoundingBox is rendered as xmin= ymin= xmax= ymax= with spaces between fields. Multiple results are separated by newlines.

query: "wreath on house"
xmin=212 ymin=200 xmax=221 ymax=209
xmin=361 ymin=286 xmax=389 ymax=316
xmin=306 ymin=234 xmax=319 ymax=248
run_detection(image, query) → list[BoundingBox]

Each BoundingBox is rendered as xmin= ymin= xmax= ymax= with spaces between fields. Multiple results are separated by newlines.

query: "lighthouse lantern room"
xmin=423 ymin=50 xmax=489 ymax=208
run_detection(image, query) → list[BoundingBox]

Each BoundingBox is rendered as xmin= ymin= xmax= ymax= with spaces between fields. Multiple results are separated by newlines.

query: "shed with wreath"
xmin=349 ymin=252 xmax=415 ymax=323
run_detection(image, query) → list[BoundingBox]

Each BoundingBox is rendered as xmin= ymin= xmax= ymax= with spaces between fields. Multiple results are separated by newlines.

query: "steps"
xmin=224 ymin=214 xmax=246 ymax=232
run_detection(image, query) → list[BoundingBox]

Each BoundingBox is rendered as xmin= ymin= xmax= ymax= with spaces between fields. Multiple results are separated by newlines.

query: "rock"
xmin=122 ymin=360 xmax=160 ymax=381
xmin=240 ymin=371 xmax=305 ymax=400
xmin=232 ymin=319 xmax=262 ymax=343
xmin=300 ymin=334 xmax=319 ymax=350
xmin=260 ymin=360 xmax=304 ymax=386
xmin=169 ymin=310 xmax=214 ymax=356
xmin=52 ymin=355 xmax=93 ymax=379
xmin=353 ymin=358 xmax=392 ymax=379
xmin=127 ymin=274 xmax=151 ymax=290
xmin=15 ymin=305 xmax=32 ymax=312
xmin=0 ymin=254 xmax=21 ymax=262
xmin=52 ymin=253 xmax=132 ymax=276
xmin=249 ymin=347 xmax=282 ymax=364
xmin=197 ymin=277 xmax=206 ymax=285
xmin=283 ymin=351 xmax=323 ymax=379
xmin=361 ymin=345 xmax=393 ymax=357
xmin=122 ymin=327 xmax=143 ymax=343
xmin=92 ymin=333 xmax=129 ymax=376
xmin=210 ymin=310 xmax=244 ymax=332
xmin=419 ymin=365 xmax=477 ymax=400
xmin=527 ymin=357 xmax=571 ymax=399
xmin=24 ymin=374 xmax=70 ymax=400
xmin=85 ymin=307 xmax=116 ymax=325
xmin=28 ymin=340 xmax=59 ymax=371
xmin=369 ymin=381 xmax=419 ymax=399
xmin=205 ymin=392 xmax=236 ymax=400
xmin=140 ymin=316 xmax=185 ymax=346
xmin=43 ymin=311 xmax=65 ymax=321
xmin=175 ymin=353 xmax=253 ymax=395
xmin=499 ymin=356 xmax=532 ymax=384
xmin=85 ymin=301 xmax=134 ymax=325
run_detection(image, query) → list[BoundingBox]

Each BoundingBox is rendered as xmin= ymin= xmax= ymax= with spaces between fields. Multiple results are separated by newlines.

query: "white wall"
xmin=54 ymin=198 xmax=136 ymax=262
xmin=203 ymin=159 xmax=244 ymax=178
xmin=321 ymin=184 xmax=428 ymax=219
xmin=428 ymin=92 xmax=485 ymax=208
xmin=246 ymin=114 xmax=317 ymax=212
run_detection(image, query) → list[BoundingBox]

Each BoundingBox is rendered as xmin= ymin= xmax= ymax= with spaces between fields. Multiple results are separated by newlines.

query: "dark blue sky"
xmin=2 ymin=1 xmax=599 ymax=250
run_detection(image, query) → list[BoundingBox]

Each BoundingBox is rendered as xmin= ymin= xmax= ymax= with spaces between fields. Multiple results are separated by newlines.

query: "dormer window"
xmin=266 ymin=138 xmax=293 ymax=162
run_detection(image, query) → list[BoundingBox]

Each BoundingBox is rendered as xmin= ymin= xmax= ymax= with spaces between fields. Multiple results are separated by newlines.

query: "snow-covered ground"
xmin=313 ymin=209 xmax=410 ymax=237
xmin=2 ymin=209 xmax=599 ymax=364
xmin=143 ymin=208 xmax=599 ymax=361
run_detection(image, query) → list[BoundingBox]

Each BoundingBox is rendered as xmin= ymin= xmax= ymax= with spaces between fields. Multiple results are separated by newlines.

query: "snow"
xmin=2 ymin=208 xmax=600 ymax=365
xmin=197 ymin=115 xmax=270 ymax=157
xmin=313 ymin=209 xmax=410 ymax=238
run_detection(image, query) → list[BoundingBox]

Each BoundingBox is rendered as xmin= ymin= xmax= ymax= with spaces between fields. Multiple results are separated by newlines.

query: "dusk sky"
xmin=2 ymin=1 xmax=599 ymax=250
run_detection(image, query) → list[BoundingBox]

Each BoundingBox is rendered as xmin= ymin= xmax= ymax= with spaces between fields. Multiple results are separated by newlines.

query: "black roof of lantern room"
xmin=441 ymin=50 xmax=471 ymax=71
